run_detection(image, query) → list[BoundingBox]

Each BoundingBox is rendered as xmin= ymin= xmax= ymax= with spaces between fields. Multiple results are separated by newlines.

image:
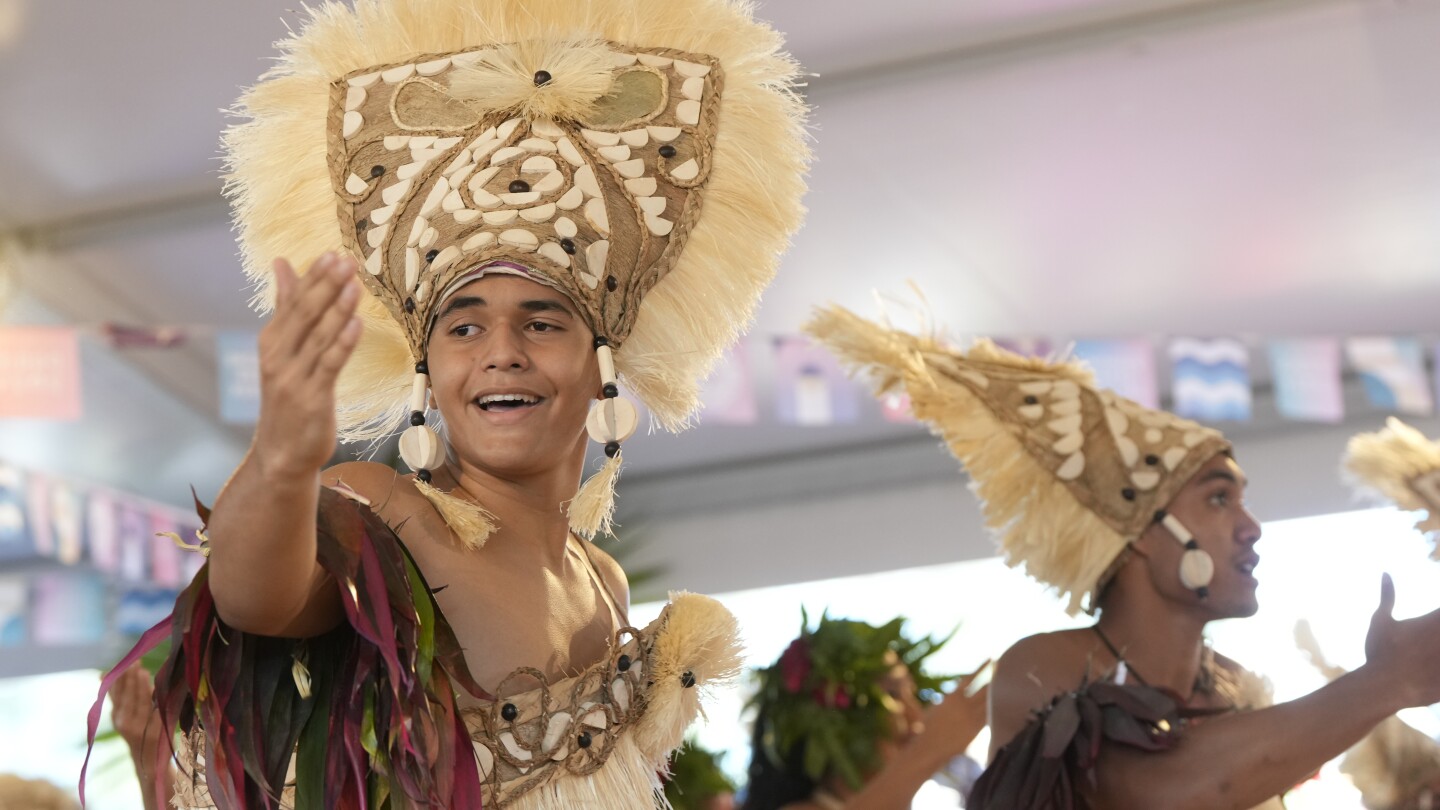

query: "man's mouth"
xmin=476 ymin=393 xmax=543 ymax=412
xmin=1236 ymin=556 xmax=1260 ymax=577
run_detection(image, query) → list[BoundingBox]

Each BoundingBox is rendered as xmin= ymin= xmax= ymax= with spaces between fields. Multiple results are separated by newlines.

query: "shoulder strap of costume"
xmin=568 ymin=533 xmax=626 ymax=630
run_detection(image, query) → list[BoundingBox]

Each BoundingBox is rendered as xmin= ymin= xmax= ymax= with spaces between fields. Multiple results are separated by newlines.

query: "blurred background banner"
xmin=1169 ymin=337 xmax=1253 ymax=422
xmin=1347 ymin=336 xmax=1435 ymax=417
xmin=1269 ymin=338 xmax=1344 ymax=424
xmin=0 ymin=326 xmax=80 ymax=419
xmin=1071 ymin=338 xmax=1159 ymax=409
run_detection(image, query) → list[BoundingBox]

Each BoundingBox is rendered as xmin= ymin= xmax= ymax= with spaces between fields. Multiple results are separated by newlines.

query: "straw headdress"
xmin=805 ymin=305 xmax=1231 ymax=614
xmin=1345 ymin=418 xmax=1440 ymax=558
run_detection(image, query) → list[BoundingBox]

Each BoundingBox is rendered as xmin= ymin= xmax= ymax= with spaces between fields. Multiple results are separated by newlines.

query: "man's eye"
xmin=529 ymin=321 xmax=559 ymax=332
xmin=1209 ymin=491 xmax=1230 ymax=507
xmin=451 ymin=324 xmax=478 ymax=337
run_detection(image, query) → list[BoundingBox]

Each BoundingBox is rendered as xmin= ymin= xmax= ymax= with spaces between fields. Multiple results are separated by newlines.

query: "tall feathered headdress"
xmin=224 ymin=0 xmax=809 ymax=543
xmin=805 ymin=306 xmax=1231 ymax=614
xmin=1345 ymin=418 xmax=1440 ymax=558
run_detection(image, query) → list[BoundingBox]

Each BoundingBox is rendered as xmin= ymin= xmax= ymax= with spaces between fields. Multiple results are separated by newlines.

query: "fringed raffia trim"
xmin=568 ymin=451 xmax=622 ymax=540
xmin=500 ymin=731 xmax=671 ymax=810
xmin=632 ymin=592 xmax=744 ymax=762
xmin=414 ymin=477 xmax=495 ymax=551
xmin=1346 ymin=417 xmax=1440 ymax=553
xmin=805 ymin=305 xmax=1125 ymax=615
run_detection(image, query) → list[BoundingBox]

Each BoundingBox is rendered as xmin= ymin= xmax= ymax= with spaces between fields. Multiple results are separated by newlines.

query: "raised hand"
xmin=921 ymin=661 xmax=992 ymax=757
xmin=1363 ymin=573 xmax=1440 ymax=710
xmin=252 ymin=253 xmax=363 ymax=477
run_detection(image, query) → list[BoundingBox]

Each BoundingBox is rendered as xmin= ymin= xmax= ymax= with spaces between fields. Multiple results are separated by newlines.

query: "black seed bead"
xmin=560 ymin=238 xmax=576 ymax=255
xmin=604 ymin=441 xmax=621 ymax=458
xmin=370 ymin=165 xmax=385 ymax=178
xmin=508 ymin=179 xmax=530 ymax=194
xmin=409 ymin=410 xmax=426 ymax=427
xmin=602 ymin=383 xmax=619 ymax=399
xmin=658 ymin=144 xmax=677 ymax=159
xmin=501 ymin=703 xmax=518 ymax=722
xmin=680 ymin=671 xmax=696 ymax=688
xmin=605 ymin=276 xmax=618 ymax=292
xmin=415 ymin=360 xmax=429 ymax=375
xmin=576 ymin=732 xmax=592 ymax=749
xmin=404 ymin=297 xmax=416 ymax=313
xmin=416 ymin=468 xmax=432 ymax=483
xmin=616 ymin=654 xmax=631 ymax=672
xmin=593 ymin=336 xmax=610 ymax=348
xmin=1121 ymin=488 xmax=1136 ymax=501
xmin=533 ymin=70 xmax=552 ymax=86
xmin=1185 ymin=539 xmax=1200 ymax=551
xmin=1196 ymin=587 xmax=1210 ymax=600
xmin=1023 ymin=395 xmax=1039 ymax=405
xmin=356 ymin=218 xmax=369 ymax=230
xmin=425 ymin=249 xmax=439 ymax=263
xmin=1153 ymin=509 xmax=1167 ymax=523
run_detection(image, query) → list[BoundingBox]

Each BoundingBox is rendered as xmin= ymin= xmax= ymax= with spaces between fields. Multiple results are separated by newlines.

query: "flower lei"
xmin=748 ymin=611 xmax=952 ymax=790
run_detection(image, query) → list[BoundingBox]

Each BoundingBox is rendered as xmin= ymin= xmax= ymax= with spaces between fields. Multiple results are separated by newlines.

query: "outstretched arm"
xmin=816 ymin=669 xmax=989 ymax=810
xmin=990 ymin=576 xmax=1440 ymax=810
xmin=207 ymin=253 xmax=362 ymax=637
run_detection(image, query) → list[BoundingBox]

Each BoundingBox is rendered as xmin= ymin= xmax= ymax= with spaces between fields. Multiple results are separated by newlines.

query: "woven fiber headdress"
xmin=806 ymin=306 xmax=1231 ymax=614
xmin=224 ymin=0 xmax=809 ymax=542
xmin=1345 ymin=418 xmax=1440 ymax=558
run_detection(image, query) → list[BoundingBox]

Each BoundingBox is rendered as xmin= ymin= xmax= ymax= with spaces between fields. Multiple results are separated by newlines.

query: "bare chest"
xmin=385 ymin=508 xmax=619 ymax=698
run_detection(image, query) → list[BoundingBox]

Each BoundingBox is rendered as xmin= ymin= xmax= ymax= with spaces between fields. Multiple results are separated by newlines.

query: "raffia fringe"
xmin=1345 ymin=417 xmax=1440 ymax=553
xmin=414 ymin=477 xmax=495 ymax=551
xmin=568 ymin=451 xmax=622 ymax=540
xmin=804 ymin=305 xmax=1125 ymax=615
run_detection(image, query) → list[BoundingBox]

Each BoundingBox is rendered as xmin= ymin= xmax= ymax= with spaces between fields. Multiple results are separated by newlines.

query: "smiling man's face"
xmin=427 ymin=273 xmax=600 ymax=478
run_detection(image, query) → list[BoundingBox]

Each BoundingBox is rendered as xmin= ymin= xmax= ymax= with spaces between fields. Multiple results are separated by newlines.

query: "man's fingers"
xmin=958 ymin=659 xmax=994 ymax=689
xmin=263 ymin=253 xmax=353 ymax=361
xmin=1377 ymin=572 xmax=1395 ymax=620
xmin=313 ymin=317 xmax=363 ymax=380
xmin=296 ymin=276 xmax=362 ymax=376
xmin=271 ymin=258 xmax=297 ymax=309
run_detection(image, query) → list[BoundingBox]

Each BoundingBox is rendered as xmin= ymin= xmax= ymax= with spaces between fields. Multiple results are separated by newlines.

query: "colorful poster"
xmin=0 ymin=575 xmax=25 ymax=647
xmin=24 ymin=473 xmax=53 ymax=559
xmin=48 ymin=482 xmax=85 ymax=566
xmin=116 ymin=503 xmax=150 ymax=584
xmin=1268 ymin=339 xmax=1343 ymax=423
xmin=31 ymin=572 xmax=107 ymax=645
xmin=148 ymin=510 xmax=184 ymax=588
xmin=1071 ymin=339 xmax=1159 ymax=409
xmin=217 ymin=330 xmax=262 ymax=424
xmin=1346 ymin=337 xmax=1434 ymax=416
xmin=0 ymin=326 xmax=82 ymax=419
xmin=0 ymin=464 xmax=31 ymax=561
xmin=1170 ymin=338 xmax=1252 ymax=422
xmin=116 ymin=588 xmax=180 ymax=636
xmin=86 ymin=489 xmax=120 ymax=573
xmin=699 ymin=339 xmax=759 ymax=425
xmin=772 ymin=336 xmax=861 ymax=426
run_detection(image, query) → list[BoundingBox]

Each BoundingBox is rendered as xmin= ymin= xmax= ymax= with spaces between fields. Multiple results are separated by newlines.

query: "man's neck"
xmin=1095 ymin=588 xmax=1209 ymax=699
xmin=445 ymin=450 xmax=587 ymax=562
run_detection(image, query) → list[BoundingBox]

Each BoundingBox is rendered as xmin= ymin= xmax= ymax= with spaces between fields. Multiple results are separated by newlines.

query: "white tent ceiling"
xmin=0 ymin=0 xmax=1437 ymax=508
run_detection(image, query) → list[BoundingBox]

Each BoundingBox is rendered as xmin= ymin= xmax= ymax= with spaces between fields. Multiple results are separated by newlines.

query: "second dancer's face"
xmin=1137 ymin=453 xmax=1263 ymax=619
xmin=427 ymin=274 xmax=599 ymax=477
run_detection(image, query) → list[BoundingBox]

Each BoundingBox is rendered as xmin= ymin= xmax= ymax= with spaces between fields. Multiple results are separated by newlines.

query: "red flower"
xmin=810 ymin=683 xmax=852 ymax=709
xmin=779 ymin=639 xmax=812 ymax=693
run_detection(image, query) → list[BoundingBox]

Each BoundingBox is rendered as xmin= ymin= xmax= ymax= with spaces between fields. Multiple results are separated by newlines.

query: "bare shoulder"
xmin=989 ymin=628 xmax=1103 ymax=757
xmin=322 ymin=460 xmax=399 ymax=505
xmin=581 ymin=540 xmax=631 ymax=614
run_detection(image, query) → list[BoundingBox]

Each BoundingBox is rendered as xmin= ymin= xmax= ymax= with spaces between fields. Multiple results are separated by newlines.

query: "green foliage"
xmin=664 ymin=738 xmax=737 ymax=809
xmin=748 ymin=609 xmax=955 ymax=790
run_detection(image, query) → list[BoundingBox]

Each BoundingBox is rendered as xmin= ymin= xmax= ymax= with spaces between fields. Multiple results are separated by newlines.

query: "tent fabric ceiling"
xmin=0 ymin=0 xmax=1437 ymax=503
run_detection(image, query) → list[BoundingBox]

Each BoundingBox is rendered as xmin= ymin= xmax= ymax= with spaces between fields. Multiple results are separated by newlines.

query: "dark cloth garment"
xmin=83 ymin=487 xmax=487 ymax=810
xmin=967 ymin=679 xmax=1186 ymax=810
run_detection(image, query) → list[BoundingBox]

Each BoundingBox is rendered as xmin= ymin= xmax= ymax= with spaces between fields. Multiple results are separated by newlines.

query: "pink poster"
xmin=0 ymin=326 xmax=82 ymax=419
xmin=699 ymin=339 xmax=759 ymax=425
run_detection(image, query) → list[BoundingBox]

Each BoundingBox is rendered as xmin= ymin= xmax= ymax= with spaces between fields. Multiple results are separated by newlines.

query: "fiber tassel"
xmin=569 ymin=451 xmax=623 ymax=540
xmin=414 ymin=477 xmax=495 ymax=551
